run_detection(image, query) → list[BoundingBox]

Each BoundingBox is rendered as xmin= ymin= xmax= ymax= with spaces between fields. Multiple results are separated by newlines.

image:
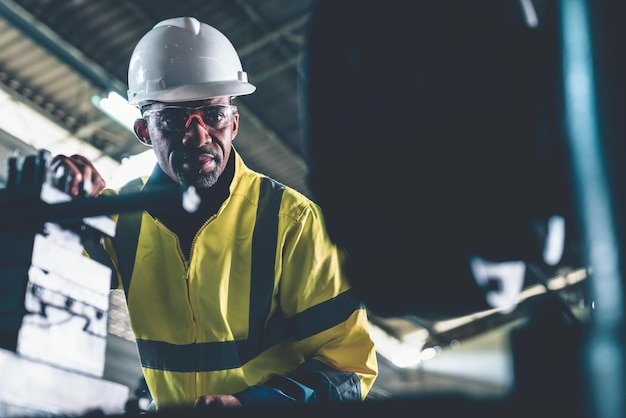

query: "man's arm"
xmin=228 ymin=201 xmax=378 ymax=406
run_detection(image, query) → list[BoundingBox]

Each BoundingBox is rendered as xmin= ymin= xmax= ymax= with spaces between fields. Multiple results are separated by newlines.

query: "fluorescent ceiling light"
xmin=92 ymin=91 xmax=140 ymax=133
xmin=0 ymin=87 xmax=120 ymax=181
xmin=91 ymin=91 xmax=156 ymax=187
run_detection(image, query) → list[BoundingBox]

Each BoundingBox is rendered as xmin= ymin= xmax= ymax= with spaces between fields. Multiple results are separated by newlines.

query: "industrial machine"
xmin=0 ymin=150 xmax=193 ymax=417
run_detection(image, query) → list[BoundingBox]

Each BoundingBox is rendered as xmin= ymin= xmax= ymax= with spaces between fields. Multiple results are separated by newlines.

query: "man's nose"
xmin=182 ymin=114 xmax=212 ymax=146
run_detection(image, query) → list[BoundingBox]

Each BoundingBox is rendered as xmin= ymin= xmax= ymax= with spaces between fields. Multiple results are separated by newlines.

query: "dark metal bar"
xmin=560 ymin=1 xmax=625 ymax=417
xmin=0 ymin=186 xmax=187 ymax=232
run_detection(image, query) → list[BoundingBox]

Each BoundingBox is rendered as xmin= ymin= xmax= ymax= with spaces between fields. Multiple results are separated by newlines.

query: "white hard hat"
xmin=127 ymin=17 xmax=256 ymax=106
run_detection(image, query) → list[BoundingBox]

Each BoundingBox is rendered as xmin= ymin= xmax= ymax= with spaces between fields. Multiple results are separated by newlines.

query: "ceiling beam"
xmin=0 ymin=0 xmax=127 ymax=96
xmin=234 ymin=0 xmax=308 ymax=81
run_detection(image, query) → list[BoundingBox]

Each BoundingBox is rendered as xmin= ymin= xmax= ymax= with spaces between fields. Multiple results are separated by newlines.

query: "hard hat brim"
xmin=128 ymin=81 xmax=256 ymax=106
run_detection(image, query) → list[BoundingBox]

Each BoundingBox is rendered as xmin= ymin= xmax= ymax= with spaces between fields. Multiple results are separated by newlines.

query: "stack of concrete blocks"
xmin=0 ymin=177 xmax=129 ymax=416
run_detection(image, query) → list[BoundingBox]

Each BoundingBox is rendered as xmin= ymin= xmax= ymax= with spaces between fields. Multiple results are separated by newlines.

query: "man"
xmin=51 ymin=17 xmax=377 ymax=410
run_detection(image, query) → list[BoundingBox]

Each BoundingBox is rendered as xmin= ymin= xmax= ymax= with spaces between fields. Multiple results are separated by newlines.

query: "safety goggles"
xmin=142 ymin=104 xmax=238 ymax=133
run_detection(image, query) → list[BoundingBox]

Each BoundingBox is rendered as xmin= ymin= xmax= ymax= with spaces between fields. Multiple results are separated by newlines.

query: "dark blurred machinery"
xmin=304 ymin=0 xmax=624 ymax=417
xmin=0 ymin=150 xmax=128 ymax=416
xmin=0 ymin=151 xmax=197 ymax=416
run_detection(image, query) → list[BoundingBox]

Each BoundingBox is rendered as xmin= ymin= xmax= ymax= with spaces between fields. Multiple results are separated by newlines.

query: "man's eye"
xmin=160 ymin=116 xmax=177 ymax=129
xmin=204 ymin=111 xmax=224 ymax=124
xmin=161 ymin=111 xmax=186 ymax=129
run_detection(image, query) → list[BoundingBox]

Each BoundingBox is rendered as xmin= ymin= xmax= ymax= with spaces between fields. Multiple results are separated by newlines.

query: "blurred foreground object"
xmin=305 ymin=0 xmax=594 ymax=416
xmin=0 ymin=150 xmax=128 ymax=416
xmin=306 ymin=0 xmax=580 ymax=318
xmin=0 ymin=150 xmax=200 ymax=416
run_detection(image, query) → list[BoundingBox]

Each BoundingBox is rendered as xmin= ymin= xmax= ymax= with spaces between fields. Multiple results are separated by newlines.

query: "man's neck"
xmin=144 ymin=154 xmax=234 ymax=258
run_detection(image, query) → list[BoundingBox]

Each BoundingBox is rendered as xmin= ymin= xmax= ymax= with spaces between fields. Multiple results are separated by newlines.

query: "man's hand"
xmin=50 ymin=154 xmax=106 ymax=197
xmin=194 ymin=394 xmax=242 ymax=409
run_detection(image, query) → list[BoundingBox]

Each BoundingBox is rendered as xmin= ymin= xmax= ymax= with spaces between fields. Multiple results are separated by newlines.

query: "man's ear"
xmin=231 ymin=112 xmax=239 ymax=139
xmin=134 ymin=119 xmax=152 ymax=146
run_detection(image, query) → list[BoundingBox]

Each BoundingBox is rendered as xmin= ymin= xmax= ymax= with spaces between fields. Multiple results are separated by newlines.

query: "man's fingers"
xmin=49 ymin=154 xmax=105 ymax=197
xmin=194 ymin=394 xmax=242 ymax=409
xmin=70 ymin=154 xmax=106 ymax=196
xmin=51 ymin=154 xmax=83 ymax=195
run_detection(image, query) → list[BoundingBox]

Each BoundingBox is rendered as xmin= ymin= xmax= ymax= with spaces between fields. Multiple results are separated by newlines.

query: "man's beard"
xmin=177 ymin=166 xmax=219 ymax=190
xmin=175 ymin=148 xmax=222 ymax=189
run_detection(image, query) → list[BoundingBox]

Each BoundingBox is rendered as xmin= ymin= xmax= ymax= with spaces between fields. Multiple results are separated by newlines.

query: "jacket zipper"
xmin=154 ymin=218 xmax=197 ymax=332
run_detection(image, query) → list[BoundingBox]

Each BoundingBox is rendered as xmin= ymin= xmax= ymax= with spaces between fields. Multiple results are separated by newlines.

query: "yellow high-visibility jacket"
xmin=99 ymin=150 xmax=378 ymax=409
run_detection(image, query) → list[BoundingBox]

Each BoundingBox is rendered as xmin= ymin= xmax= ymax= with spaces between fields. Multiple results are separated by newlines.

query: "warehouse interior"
xmin=1 ymin=1 xmax=625 ymax=417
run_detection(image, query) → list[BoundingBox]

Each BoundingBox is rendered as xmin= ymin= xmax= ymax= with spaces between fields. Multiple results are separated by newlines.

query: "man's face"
xmin=137 ymin=96 xmax=239 ymax=189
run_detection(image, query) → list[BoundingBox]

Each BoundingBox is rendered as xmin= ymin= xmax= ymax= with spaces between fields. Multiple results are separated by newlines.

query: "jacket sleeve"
xmin=234 ymin=199 xmax=378 ymax=405
xmin=234 ymin=358 xmax=364 ymax=405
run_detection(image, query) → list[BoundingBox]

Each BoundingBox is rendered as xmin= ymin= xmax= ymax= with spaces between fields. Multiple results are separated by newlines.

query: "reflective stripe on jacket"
xmin=101 ymin=150 xmax=378 ymax=408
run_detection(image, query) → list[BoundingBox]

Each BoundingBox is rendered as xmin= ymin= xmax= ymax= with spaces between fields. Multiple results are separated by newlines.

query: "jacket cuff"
xmin=234 ymin=376 xmax=316 ymax=406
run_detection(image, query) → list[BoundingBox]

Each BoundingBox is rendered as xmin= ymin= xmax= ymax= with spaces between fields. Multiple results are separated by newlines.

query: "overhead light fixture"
xmin=91 ymin=91 xmax=140 ymax=133
xmin=91 ymin=91 xmax=156 ymax=185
